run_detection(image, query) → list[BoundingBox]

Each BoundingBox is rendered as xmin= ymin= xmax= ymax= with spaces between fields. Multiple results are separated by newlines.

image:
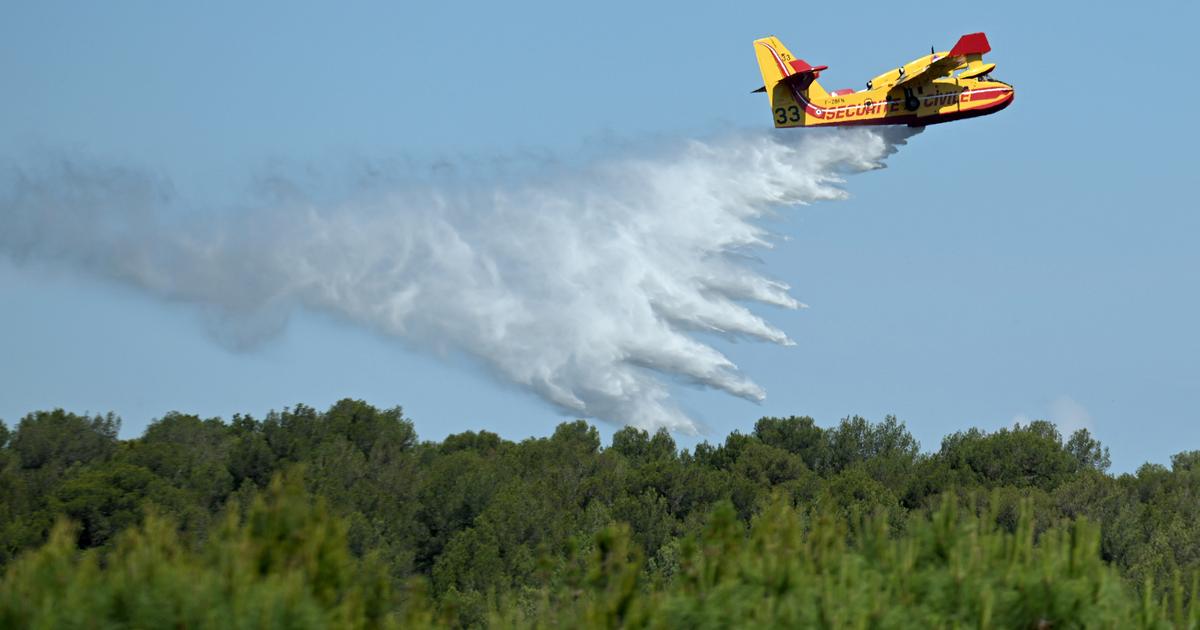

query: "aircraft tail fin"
xmin=753 ymin=36 xmax=829 ymax=127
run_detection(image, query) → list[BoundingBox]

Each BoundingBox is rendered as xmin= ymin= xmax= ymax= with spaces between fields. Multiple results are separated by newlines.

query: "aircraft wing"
xmin=893 ymin=55 xmax=962 ymax=87
xmin=894 ymin=32 xmax=991 ymax=87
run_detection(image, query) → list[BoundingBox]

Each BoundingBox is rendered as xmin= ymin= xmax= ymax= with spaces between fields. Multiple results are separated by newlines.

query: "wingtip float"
xmin=753 ymin=32 xmax=1013 ymax=128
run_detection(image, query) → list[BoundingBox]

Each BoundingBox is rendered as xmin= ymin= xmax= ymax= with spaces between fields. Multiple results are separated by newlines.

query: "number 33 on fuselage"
xmin=752 ymin=32 xmax=1013 ymax=128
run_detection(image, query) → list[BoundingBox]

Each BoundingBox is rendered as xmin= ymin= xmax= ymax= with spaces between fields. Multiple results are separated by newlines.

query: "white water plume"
xmin=0 ymin=127 xmax=919 ymax=432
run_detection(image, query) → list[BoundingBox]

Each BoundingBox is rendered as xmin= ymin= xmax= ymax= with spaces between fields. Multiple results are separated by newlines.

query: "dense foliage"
xmin=0 ymin=401 xmax=1197 ymax=627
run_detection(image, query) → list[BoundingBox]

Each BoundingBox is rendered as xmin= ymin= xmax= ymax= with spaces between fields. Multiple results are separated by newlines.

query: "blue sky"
xmin=1 ymin=1 xmax=1196 ymax=472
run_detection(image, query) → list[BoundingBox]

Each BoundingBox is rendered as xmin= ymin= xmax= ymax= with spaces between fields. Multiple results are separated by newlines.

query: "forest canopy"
xmin=0 ymin=400 xmax=1196 ymax=628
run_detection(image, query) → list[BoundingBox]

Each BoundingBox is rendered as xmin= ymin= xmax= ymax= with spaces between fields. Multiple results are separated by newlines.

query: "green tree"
xmin=1066 ymin=427 xmax=1112 ymax=473
xmin=937 ymin=421 xmax=1076 ymax=490
xmin=10 ymin=409 xmax=119 ymax=472
xmin=753 ymin=415 xmax=828 ymax=471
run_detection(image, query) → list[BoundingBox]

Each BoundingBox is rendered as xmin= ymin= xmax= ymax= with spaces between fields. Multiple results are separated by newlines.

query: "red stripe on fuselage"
xmin=810 ymin=90 xmax=1013 ymax=127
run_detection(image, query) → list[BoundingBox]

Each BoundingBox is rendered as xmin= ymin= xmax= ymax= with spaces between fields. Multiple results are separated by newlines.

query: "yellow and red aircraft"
xmin=753 ymin=32 xmax=1013 ymax=128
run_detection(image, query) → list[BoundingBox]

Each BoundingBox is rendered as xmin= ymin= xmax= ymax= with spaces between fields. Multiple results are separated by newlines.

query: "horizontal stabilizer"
xmin=751 ymin=61 xmax=827 ymax=93
xmin=787 ymin=59 xmax=828 ymax=75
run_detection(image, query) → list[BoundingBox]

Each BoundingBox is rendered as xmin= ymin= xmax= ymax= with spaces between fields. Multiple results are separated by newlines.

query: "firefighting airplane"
xmin=753 ymin=32 xmax=1013 ymax=128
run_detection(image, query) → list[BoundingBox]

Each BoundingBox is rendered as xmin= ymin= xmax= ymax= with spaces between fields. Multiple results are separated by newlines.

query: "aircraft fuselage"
xmin=777 ymin=77 xmax=1014 ymax=128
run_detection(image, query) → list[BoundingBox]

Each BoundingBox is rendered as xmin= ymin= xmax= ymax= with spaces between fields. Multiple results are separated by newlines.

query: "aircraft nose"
xmin=992 ymin=87 xmax=1015 ymax=111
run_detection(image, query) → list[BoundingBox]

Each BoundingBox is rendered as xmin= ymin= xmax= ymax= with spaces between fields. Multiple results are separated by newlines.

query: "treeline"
xmin=0 ymin=400 xmax=1197 ymax=627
